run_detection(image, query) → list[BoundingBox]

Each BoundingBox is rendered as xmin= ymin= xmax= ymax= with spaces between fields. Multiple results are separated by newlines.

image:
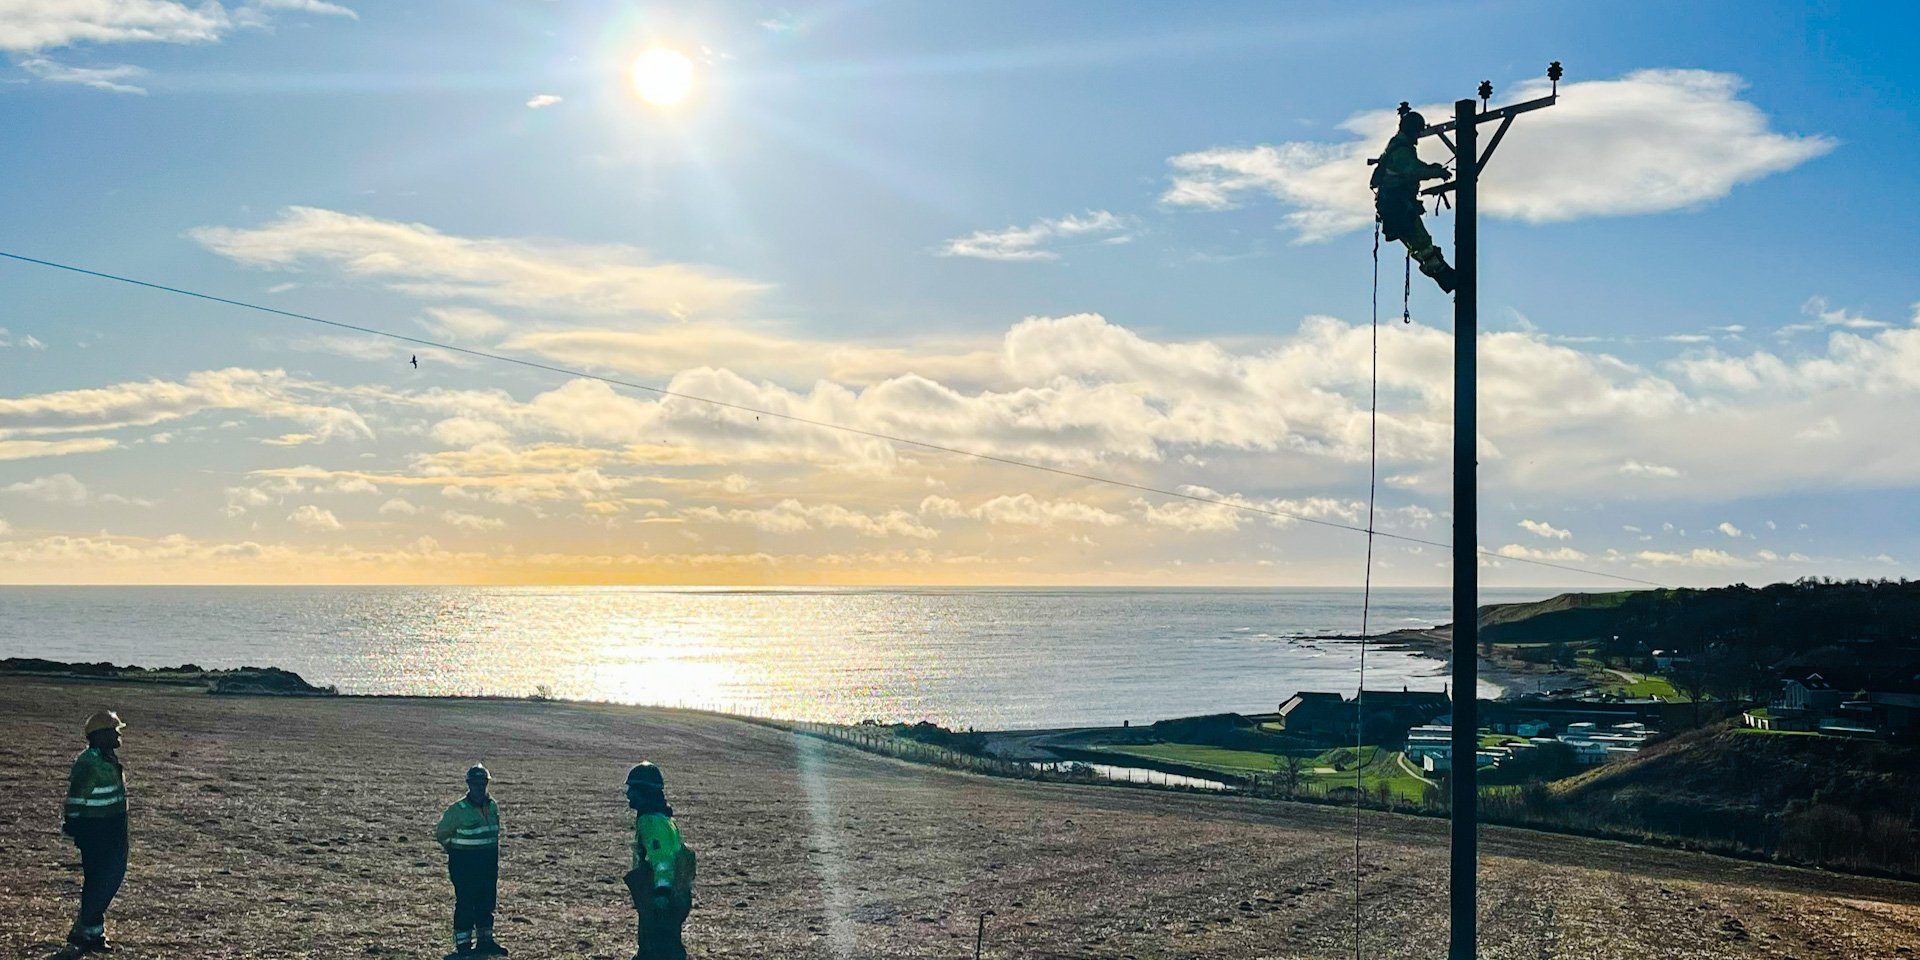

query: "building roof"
xmin=1278 ymin=692 xmax=1344 ymax=716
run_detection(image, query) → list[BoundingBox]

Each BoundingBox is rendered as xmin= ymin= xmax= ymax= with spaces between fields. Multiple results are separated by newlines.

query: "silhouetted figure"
xmin=1371 ymin=106 xmax=1456 ymax=293
xmin=411 ymin=355 xmax=419 ymax=368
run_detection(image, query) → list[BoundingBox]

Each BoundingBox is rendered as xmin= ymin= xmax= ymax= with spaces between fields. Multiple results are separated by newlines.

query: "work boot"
xmin=478 ymin=932 xmax=508 ymax=956
xmin=1417 ymin=253 xmax=1456 ymax=294
xmin=83 ymin=936 xmax=114 ymax=954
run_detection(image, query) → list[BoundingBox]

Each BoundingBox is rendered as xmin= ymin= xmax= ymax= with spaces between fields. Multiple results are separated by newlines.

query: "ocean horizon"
xmin=0 ymin=585 xmax=1561 ymax=729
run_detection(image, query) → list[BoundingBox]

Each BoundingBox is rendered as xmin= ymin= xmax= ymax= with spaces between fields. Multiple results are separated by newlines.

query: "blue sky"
xmin=0 ymin=0 xmax=1915 ymax=586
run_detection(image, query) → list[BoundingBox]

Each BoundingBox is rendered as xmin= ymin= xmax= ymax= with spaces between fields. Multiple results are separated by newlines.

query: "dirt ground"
xmin=3 ymin=679 xmax=1918 ymax=960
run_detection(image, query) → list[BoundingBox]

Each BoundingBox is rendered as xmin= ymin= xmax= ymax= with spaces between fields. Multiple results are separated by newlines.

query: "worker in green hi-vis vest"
xmin=62 ymin=711 xmax=130 ymax=956
xmin=435 ymin=764 xmax=506 ymax=957
xmin=621 ymin=762 xmax=695 ymax=960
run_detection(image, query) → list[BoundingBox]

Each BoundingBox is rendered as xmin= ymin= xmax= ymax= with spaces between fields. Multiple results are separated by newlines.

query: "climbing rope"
xmin=1354 ymin=221 xmax=1384 ymax=960
xmin=1402 ymin=250 xmax=1413 ymax=324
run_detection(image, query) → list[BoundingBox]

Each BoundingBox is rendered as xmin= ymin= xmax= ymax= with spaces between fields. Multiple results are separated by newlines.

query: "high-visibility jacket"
xmin=434 ymin=797 xmax=500 ymax=853
xmin=64 ymin=747 xmax=127 ymax=825
xmin=632 ymin=812 xmax=684 ymax=892
xmin=1369 ymin=131 xmax=1449 ymax=193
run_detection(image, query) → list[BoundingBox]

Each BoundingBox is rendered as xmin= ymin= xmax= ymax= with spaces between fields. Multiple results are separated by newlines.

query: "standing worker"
xmin=623 ymin=762 xmax=695 ymax=960
xmin=62 ymin=710 xmax=130 ymax=955
xmin=1370 ymin=104 xmax=1457 ymax=293
xmin=434 ymin=764 xmax=507 ymax=956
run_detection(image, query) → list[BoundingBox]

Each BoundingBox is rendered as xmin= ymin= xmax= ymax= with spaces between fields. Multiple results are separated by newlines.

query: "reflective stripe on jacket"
xmin=435 ymin=797 xmax=500 ymax=852
xmin=64 ymin=747 xmax=127 ymax=822
xmin=632 ymin=812 xmax=684 ymax=889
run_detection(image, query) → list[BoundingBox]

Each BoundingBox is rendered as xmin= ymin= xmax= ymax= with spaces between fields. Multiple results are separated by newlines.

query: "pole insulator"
xmin=1548 ymin=61 xmax=1564 ymax=94
xmin=1477 ymin=80 xmax=1492 ymax=109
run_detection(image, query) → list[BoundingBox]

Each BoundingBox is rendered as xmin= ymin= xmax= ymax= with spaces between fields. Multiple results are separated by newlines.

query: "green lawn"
xmin=1600 ymin=672 xmax=1685 ymax=701
xmin=1297 ymin=746 xmax=1432 ymax=801
xmin=1100 ymin=743 xmax=1287 ymax=773
xmin=1095 ymin=743 xmax=1433 ymax=800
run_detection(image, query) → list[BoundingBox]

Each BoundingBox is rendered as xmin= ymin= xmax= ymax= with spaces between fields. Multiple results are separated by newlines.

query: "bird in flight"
xmin=410 ymin=355 xmax=418 ymax=368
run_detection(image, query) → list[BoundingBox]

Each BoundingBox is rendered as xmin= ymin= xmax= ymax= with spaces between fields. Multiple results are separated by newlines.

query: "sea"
xmin=0 ymin=586 xmax=1558 ymax=730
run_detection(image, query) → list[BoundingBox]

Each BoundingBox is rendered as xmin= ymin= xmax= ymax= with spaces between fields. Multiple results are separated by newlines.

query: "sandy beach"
xmin=3 ymin=677 xmax=1918 ymax=960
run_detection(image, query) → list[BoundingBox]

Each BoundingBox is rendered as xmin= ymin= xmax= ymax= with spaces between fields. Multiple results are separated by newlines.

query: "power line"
xmin=0 ymin=249 xmax=1667 ymax=588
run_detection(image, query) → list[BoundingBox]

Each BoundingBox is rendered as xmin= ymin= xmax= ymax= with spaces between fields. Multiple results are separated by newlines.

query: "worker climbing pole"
xmin=1370 ymin=106 xmax=1457 ymax=293
xmin=1367 ymin=62 xmax=1563 ymax=960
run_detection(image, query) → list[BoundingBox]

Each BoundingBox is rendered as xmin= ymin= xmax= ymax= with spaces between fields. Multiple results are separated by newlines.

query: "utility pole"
xmin=1404 ymin=62 xmax=1562 ymax=960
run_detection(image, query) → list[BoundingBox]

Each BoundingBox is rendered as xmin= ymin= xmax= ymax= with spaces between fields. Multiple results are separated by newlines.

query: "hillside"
xmin=1476 ymin=579 xmax=1920 ymax=649
xmin=1519 ymin=722 xmax=1920 ymax=876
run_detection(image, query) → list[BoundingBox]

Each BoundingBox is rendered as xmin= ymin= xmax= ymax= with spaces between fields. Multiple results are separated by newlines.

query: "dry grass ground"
xmin=3 ymin=678 xmax=1918 ymax=960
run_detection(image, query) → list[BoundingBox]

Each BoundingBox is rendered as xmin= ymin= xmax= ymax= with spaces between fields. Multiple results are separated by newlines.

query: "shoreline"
xmin=1316 ymin=626 xmax=1585 ymax=700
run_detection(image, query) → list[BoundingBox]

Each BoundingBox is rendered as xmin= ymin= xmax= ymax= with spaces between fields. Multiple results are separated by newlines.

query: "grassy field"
xmin=1599 ymin=672 xmax=1685 ymax=700
xmin=1098 ymin=742 xmax=1287 ymax=773
xmin=1098 ymin=743 xmax=1433 ymax=802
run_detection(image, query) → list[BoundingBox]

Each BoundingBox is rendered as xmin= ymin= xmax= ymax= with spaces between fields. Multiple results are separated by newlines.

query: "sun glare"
xmin=630 ymin=47 xmax=695 ymax=108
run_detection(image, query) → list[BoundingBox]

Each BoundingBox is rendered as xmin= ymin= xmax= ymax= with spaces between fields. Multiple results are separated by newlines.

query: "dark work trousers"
xmin=448 ymin=848 xmax=499 ymax=936
xmin=634 ymin=897 xmax=688 ymax=960
xmin=74 ymin=818 xmax=130 ymax=930
xmin=634 ymin=847 xmax=695 ymax=960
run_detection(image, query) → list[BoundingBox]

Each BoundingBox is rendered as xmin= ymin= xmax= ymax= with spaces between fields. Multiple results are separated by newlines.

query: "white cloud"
xmin=917 ymin=492 xmax=1125 ymax=528
xmin=525 ymin=93 xmax=561 ymax=109
xmin=442 ymin=509 xmax=505 ymax=531
xmin=0 ymin=329 xmax=48 ymax=350
xmin=3 ymin=473 xmax=89 ymax=503
xmin=1757 ymin=549 xmax=1779 ymax=562
xmin=378 ymin=497 xmax=418 ymax=516
xmin=288 ymin=504 xmax=342 ymax=530
xmin=1717 ymin=521 xmax=1743 ymax=537
xmin=940 ymin=211 xmax=1133 ymax=262
xmin=19 ymin=57 xmax=146 ymax=94
xmin=0 ymin=367 xmax=372 ymax=441
xmin=0 ymin=0 xmax=353 ymax=53
xmin=0 ymin=437 xmax=118 ymax=461
xmin=1619 ymin=460 xmax=1681 ymax=479
xmin=1495 ymin=543 xmax=1589 ymax=562
xmin=1162 ymin=70 xmax=1835 ymax=241
xmin=248 ymin=0 xmax=356 ymax=18
xmin=502 ymin=324 xmax=1000 ymax=387
xmin=0 ymin=0 xmax=230 ymax=52
xmin=190 ymin=207 xmax=766 ymax=320
xmin=341 ymin=309 xmax=1920 ymax=506
xmin=1780 ymin=297 xmax=1893 ymax=337
xmin=1518 ymin=519 xmax=1571 ymax=540
xmin=1632 ymin=548 xmax=1749 ymax=568
xmin=681 ymin=499 xmax=938 ymax=540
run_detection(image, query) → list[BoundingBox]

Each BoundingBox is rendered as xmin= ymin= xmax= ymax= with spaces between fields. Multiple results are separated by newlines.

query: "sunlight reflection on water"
xmin=0 ymin=586 xmax=1549 ymax=729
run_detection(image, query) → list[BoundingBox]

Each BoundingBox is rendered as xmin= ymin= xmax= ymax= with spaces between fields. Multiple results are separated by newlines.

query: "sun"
xmin=630 ymin=47 xmax=695 ymax=108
